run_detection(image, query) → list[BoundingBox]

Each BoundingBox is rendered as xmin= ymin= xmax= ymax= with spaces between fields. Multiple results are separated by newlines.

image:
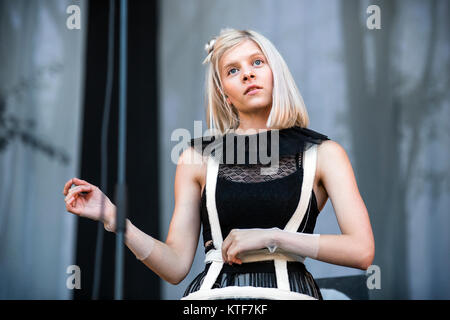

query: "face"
xmin=218 ymin=39 xmax=273 ymax=114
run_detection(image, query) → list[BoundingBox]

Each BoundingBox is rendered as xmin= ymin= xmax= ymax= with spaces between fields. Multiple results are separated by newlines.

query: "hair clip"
xmin=204 ymin=37 xmax=216 ymax=54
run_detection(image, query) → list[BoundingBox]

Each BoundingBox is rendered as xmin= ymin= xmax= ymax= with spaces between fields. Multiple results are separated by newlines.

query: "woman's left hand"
xmin=221 ymin=228 xmax=280 ymax=265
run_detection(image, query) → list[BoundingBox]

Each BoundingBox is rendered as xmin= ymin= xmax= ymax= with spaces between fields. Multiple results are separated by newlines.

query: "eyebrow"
xmin=222 ymin=52 xmax=265 ymax=72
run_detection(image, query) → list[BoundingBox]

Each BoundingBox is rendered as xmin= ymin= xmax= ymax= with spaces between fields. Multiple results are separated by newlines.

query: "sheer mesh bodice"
xmin=218 ymin=153 xmax=301 ymax=183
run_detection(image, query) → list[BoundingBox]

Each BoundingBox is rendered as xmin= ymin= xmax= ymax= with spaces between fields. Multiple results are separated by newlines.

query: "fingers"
xmin=65 ymin=185 xmax=93 ymax=202
xmin=63 ymin=179 xmax=73 ymax=196
xmin=226 ymin=244 xmax=242 ymax=265
xmin=64 ymin=186 xmax=93 ymax=211
xmin=63 ymin=177 xmax=90 ymax=196
xmin=65 ymin=195 xmax=80 ymax=215
xmin=222 ymin=230 xmax=242 ymax=265
xmin=222 ymin=236 xmax=232 ymax=263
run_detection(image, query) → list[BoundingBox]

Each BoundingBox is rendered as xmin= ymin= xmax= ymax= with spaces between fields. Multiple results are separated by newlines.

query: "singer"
xmin=63 ymin=28 xmax=374 ymax=300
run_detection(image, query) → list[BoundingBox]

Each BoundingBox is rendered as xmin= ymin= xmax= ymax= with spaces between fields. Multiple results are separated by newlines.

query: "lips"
xmin=244 ymin=85 xmax=262 ymax=95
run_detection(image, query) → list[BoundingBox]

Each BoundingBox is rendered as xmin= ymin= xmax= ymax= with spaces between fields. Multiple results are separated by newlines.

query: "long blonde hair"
xmin=203 ymin=28 xmax=310 ymax=135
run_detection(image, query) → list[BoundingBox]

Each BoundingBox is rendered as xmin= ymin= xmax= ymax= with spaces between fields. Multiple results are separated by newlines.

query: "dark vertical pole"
xmin=114 ymin=0 xmax=128 ymax=300
xmin=78 ymin=0 xmax=159 ymax=300
xmin=92 ymin=0 xmax=115 ymax=300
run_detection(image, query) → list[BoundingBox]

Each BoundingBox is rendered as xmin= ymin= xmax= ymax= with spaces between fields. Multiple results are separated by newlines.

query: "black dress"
xmin=183 ymin=126 xmax=330 ymax=299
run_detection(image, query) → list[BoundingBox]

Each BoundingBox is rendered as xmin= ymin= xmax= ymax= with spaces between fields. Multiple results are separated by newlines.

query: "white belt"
xmin=204 ymin=248 xmax=305 ymax=264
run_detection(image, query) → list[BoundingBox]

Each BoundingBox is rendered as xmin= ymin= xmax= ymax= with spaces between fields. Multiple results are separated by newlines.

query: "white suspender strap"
xmin=199 ymin=261 xmax=223 ymax=291
xmin=199 ymin=149 xmax=223 ymax=291
xmin=204 ymin=149 xmax=223 ymax=248
xmin=284 ymin=144 xmax=318 ymax=232
xmin=274 ymin=260 xmax=290 ymax=290
xmin=275 ymin=144 xmax=318 ymax=291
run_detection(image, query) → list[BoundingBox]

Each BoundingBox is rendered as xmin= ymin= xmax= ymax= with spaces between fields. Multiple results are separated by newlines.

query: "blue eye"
xmin=227 ymin=59 xmax=264 ymax=75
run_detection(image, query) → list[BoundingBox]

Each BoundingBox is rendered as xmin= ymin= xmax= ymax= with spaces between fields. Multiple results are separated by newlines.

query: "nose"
xmin=242 ymin=70 xmax=255 ymax=81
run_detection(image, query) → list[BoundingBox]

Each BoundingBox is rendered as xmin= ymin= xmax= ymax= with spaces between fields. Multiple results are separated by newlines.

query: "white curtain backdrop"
xmin=0 ymin=0 xmax=87 ymax=299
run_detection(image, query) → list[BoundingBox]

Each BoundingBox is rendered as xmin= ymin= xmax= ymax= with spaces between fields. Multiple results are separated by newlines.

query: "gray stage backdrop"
xmin=159 ymin=0 xmax=450 ymax=299
xmin=0 ymin=0 xmax=87 ymax=299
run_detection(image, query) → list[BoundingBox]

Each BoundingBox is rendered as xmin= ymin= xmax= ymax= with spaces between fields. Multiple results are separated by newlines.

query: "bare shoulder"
xmin=176 ymin=146 xmax=207 ymax=186
xmin=317 ymin=139 xmax=347 ymax=159
xmin=315 ymin=139 xmax=366 ymax=217
xmin=316 ymin=140 xmax=352 ymax=185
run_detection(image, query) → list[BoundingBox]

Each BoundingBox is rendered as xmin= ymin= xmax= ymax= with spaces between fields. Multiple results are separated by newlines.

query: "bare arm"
xmin=273 ymin=140 xmax=375 ymax=270
xmin=222 ymin=140 xmax=375 ymax=270
xmin=63 ymin=146 xmax=204 ymax=285
xmin=135 ymin=147 xmax=204 ymax=284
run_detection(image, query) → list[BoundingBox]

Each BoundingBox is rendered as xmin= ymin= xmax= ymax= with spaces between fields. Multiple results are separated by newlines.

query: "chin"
xmin=242 ymin=98 xmax=270 ymax=107
xmin=240 ymin=105 xmax=268 ymax=113
xmin=249 ymin=102 xmax=272 ymax=111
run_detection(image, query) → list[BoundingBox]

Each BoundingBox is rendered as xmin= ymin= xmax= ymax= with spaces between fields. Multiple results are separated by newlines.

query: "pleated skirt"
xmin=183 ymin=260 xmax=323 ymax=300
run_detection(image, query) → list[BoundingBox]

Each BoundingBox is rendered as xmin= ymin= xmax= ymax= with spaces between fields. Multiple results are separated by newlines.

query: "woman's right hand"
xmin=63 ymin=177 xmax=117 ymax=232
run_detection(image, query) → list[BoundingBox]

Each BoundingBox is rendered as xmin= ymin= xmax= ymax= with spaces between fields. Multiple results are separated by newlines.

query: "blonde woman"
xmin=63 ymin=28 xmax=374 ymax=300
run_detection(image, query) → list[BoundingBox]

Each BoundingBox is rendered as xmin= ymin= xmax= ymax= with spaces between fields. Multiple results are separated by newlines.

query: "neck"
xmin=235 ymin=107 xmax=271 ymax=134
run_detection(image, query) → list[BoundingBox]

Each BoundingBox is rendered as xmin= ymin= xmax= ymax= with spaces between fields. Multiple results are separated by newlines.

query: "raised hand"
xmin=63 ymin=177 xmax=116 ymax=231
